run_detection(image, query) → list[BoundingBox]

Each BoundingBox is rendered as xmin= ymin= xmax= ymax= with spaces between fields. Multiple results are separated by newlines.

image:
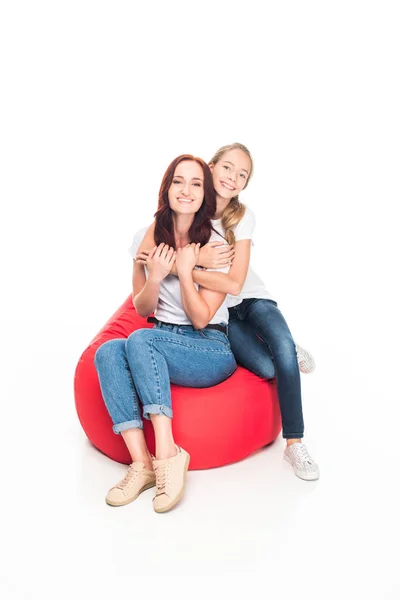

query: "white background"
xmin=1 ymin=1 xmax=399 ymax=599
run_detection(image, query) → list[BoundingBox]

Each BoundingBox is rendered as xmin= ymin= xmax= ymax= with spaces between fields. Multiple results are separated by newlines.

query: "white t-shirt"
xmin=211 ymin=206 xmax=273 ymax=308
xmin=128 ymin=226 xmax=230 ymax=325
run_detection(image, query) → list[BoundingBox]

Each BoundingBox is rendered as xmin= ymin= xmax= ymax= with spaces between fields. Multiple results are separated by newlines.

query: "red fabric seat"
xmin=74 ymin=296 xmax=282 ymax=470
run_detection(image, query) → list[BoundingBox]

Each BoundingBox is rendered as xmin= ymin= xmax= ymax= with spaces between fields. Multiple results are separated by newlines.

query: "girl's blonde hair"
xmin=208 ymin=143 xmax=254 ymax=244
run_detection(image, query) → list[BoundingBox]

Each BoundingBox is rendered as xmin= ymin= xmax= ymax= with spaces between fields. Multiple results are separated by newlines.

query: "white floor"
xmin=1 ymin=318 xmax=398 ymax=600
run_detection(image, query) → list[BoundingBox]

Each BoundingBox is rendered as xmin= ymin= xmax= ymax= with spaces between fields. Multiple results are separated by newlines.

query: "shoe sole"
xmin=153 ymin=453 xmax=190 ymax=514
xmin=106 ymin=480 xmax=156 ymax=507
xmin=284 ymin=454 xmax=320 ymax=481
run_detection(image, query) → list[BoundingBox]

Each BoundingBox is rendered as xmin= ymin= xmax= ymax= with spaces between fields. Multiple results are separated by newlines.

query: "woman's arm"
xmin=132 ymin=260 xmax=161 ymax=317
xmin=177 ymin=245 xmax=227 ymax=329
xmin=137 ymin=222 xmax=155 ymax=253
xmin=179 ymin=274 xmax=226 ymax=330
xmin=132 ymin=244 xmax=176 ymax=317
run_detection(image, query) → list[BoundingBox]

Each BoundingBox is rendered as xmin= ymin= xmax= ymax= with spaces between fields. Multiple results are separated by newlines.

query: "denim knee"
xmin=273 ymin=339 xmax=298 ymax=370
xmin=257 ymin=362 xmax=276 ymax=380
xmin=125 ymin=328 xmax=152 ymax=354
xmin=94 ymin=338 xmax=126 ymax=370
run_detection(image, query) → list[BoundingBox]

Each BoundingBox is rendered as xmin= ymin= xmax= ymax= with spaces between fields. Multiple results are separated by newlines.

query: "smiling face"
xmin=167 ymin=160 xmax=205 ymax=216
xmin=210 ymin=148 xmax=252 ymax=200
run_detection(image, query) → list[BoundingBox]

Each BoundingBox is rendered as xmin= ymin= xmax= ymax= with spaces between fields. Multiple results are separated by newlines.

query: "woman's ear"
xmin=209 ymin=163 xmax=214 ymax=173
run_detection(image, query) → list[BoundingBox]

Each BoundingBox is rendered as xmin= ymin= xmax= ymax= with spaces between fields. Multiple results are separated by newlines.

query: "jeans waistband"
xmin=147 ymin=317 xmax=227 ymax=335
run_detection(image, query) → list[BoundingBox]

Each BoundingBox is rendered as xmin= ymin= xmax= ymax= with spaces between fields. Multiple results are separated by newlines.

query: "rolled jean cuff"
xmin=143 ymin=404 xmax=173 ymax=420
xmin=283 ymin=432 xmax=304 ymax=439
xmin=113 ymin=419 xmax=143 ymax=434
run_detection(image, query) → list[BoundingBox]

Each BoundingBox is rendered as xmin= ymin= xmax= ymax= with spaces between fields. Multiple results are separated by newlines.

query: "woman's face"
xmin=210 ymin=149 xmax=252 ymax=200
xmin=168 ymin=160 xmax=205 ymax=216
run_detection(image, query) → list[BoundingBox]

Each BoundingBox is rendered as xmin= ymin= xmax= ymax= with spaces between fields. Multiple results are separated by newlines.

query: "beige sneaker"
xmin=106 ymin=462 xmax=156 ymax=507
xmin=152 ymin=445 xmax=190 ymax=513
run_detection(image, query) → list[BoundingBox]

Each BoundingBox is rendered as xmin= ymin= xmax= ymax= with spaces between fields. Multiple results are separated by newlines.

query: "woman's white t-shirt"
xmin=211 ymin=207 xmax=273 ymax=308
xmin=129 ymin=226 xmax=230 ymax=325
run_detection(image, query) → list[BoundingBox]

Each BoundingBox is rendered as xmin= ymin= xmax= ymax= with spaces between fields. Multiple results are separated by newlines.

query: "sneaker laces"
xmin=289 ymin=444 xmax=316 ymax=470
xmin=154 ymin=461 xmax=171 ymax=497
xmin=116 ymin=465 xmax=140 ymax=490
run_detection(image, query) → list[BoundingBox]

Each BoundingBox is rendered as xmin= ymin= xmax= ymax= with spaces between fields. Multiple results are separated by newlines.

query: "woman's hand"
xmin=175 ymin=243 xmax=200 ymax=277
xmin=198 ymin=241 xmax=235 ymax=269
xmin=137 ymin=248 xmax=178 ymax=276
xmin=146 ymin=243 xmax=176 ymax=282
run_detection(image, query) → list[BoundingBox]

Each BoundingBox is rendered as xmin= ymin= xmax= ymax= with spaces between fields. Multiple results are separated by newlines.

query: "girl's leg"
xmin=232 ymin=299 xmax=305 ymax=440
xmin=94 ymin=339 xmax=156 ymax=505
xmin=228 ymin=317 xmax=276 ymax=380
xmin=229 ymin=299 xmax=319 ymax=480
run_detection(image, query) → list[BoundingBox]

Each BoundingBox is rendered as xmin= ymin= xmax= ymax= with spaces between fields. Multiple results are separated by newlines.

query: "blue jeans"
xmin=94 ymin=322 xmax=237 ymax=434
xmin=228 ymin=298 xmax=304 ymax=439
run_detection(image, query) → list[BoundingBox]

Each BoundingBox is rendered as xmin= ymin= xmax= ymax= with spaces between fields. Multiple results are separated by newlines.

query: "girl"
xmin=95 ymin=155 xmax=236 ymax=513
xmin=137 ymin=143 xmax=319 ymax=481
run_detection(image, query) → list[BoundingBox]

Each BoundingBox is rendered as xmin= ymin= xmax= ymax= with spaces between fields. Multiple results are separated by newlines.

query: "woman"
xmin=137 ymin=143 xmax=319 ymax=481
xmin=95 ymin=155 xmax=236 ymax=513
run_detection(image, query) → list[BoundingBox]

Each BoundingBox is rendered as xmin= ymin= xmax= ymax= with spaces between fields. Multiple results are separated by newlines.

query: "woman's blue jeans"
xmin=94 ymin=322 xmax=237 ymax=434
xmin=228 ymin=298 xmax=304 ymax=439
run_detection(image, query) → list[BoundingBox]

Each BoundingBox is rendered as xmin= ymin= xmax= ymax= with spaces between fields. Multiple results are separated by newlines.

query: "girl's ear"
xmin=209 ymin=163 xmax=214 ymax=173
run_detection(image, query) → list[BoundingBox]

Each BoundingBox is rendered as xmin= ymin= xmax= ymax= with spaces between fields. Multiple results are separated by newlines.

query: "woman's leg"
xmin=125 ymin=327 xmax=236 ymax=436
xmin=125 ymin=326 xmax=236 ymax=511
xmin=94 ymin=339 xmax=156 ymax=505
xmin=95 ymin=339 xmax=152 ymax=464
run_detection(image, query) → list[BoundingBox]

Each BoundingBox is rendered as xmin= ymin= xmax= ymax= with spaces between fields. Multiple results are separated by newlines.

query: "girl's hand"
xmin=146 ymin=243 xmax=176 ymax=282
xmin=176 ymin=243 xmax=200 ymax=276
xmin=136 ymin=249 xmax=151 ymax=264
xmin=198 ymin=241 xmax=235 ymax=269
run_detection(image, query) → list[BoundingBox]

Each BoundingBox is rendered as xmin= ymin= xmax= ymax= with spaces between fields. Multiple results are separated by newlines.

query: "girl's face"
xmin=210 ymin=149 xmax=252 ymax=200
xmin=168 ymin=160 xmax=205 ymax=216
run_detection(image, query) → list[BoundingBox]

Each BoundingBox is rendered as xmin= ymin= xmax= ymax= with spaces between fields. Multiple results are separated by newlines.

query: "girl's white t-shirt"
xmin=129 ymin=226 xmax=230 ymax=325
xmin=211 ymin=206 xmax=273 ymax=308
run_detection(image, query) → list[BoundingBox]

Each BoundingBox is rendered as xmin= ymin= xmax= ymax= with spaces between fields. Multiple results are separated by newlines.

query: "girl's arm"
xmin=137 ymin=239 xmax=251 ymax=296
xmin=193 ymin=206 xmax=255 ymax=295
xmin=135 ymin=223 xmax=251 ymax=297
xmin=192 ymin=239 xmax=251 ymax=295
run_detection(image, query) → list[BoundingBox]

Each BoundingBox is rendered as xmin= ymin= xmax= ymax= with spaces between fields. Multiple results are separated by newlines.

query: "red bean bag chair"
xmin=74 ymin=296 xmax=282 ymax=470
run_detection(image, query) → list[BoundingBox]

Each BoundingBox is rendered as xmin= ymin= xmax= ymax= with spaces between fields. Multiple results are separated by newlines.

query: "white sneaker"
xmin=284 ymin=442 xmax=320 ymax=480
xmin=296 ymin=344 xmax=316 ymax=374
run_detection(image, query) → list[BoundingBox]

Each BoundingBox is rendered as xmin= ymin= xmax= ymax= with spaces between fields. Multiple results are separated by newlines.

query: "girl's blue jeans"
xmin=228 ymin=298 xmax=304 ymax=439
xmin=94 ymin=322 xmax=237 ymax=434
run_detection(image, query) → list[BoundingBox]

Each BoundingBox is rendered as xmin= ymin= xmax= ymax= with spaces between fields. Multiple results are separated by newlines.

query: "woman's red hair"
xmin=154 ymin=155 xmax=218 ymax=248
